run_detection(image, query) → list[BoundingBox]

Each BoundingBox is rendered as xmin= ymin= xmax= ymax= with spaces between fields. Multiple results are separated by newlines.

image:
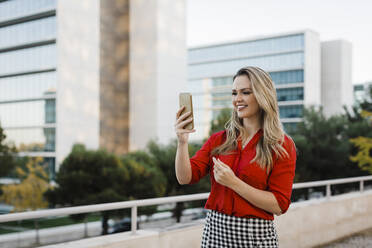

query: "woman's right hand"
xmin=174 ymin=106 xmax=196 ymax=144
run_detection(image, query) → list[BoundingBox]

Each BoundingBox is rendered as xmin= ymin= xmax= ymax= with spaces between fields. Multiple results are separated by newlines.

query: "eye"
xmin=232 ymin=92 xmax=237 ymax=96
xmin=243 ymin=92 xmax=251 ymax=95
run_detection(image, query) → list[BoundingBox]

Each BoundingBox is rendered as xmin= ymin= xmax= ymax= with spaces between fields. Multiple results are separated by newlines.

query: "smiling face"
xmin=232 ymin=75 xmax=261 ymax=120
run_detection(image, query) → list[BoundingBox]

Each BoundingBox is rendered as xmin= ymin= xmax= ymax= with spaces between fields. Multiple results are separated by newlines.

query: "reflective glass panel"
xmin=279 ymin=105 xmax=303 ymax=118
xmin=277 ymin=87 xmax=304 ymax=101
xmin=0 ymin=71 xmax=56 ymax=101
xmin=0 ymin=44 xmax=56 ymax=75
xmin=0 ymin=0 xmax=56 ymax=23
xmin=188 ymin=52 xmax=304 ymax=80
xmin=270 ymin=70 xmax=304 ymax=85
xmin=0 ymin=99 xmax=56 ymax=127
xmin=4 ymin=127 xmax=55 ymax=152
xmin=189 ymin=34 xmax=304 ymax=64
xmin=0 ymin=16 xmax=56 ymax=49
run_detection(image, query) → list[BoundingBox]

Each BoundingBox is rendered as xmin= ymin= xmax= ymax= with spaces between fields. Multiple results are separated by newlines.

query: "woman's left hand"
xmin=212 ymin=157 xmax=238 ymax=187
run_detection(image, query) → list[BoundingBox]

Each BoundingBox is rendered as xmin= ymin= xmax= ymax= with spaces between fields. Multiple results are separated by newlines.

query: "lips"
xmin=237 ymin=105 xmax=248 ymax=111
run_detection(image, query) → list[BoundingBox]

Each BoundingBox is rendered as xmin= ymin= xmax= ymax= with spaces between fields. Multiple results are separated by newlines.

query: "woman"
xmin=174 ymin=66 xmax=296 ymax=247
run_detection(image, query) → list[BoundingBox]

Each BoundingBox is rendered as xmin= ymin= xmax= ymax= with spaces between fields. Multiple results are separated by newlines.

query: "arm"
xmin=230 ymin=177 xmax=282 ymax=215
xmin=213 ymin=157 xmax=282 ymax=215
xmin=175 ymin=141 xmax=192 ymax=185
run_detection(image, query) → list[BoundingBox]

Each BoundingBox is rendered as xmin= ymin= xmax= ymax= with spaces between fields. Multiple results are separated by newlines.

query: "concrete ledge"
xmin=276 ymin=190 xmax=372 ymax=248
xmin=39 ymin=190 xmax=372 ymax=248
xmin=39 ymin=222 xmax=204 ymax=248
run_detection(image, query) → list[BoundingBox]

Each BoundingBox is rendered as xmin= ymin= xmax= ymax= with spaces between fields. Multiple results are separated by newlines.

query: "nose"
xmin=235 ymin=92 xmax=243 ymax=102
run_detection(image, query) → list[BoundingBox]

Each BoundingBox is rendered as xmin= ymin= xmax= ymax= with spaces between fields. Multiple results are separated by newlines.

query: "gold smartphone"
xmin=179 ymin=92 xmax=194 ymax=130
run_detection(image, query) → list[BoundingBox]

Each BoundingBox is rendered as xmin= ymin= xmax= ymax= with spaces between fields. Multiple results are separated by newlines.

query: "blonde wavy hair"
xmin=211 ymin=66 xmax=290 ymax=173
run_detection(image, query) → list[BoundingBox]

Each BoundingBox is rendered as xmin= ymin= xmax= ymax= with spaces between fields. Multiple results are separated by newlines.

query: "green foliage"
xmin=146 ymin=139 xmax=209 ymax=222
xmin=121 ymin=150 xmax=166 ymax=199
xmin=350 ymin=136 xmax=372 ymax=173
xmin=45 ymin=144 xmax=130 ymax=207
xmin=121 ymin=150 xmax=167 ymax=216
xmin=209 ymin=108 xmax=231 ymax=136
xmin=45 ymin=144 xmax=131 ymax=234
xmin=0 ymin=125 xmax=17 ymax=178
xmin=292 ymin=106 xmax=371 ymax=183
xmin=46 ymin=144 xmax=169 ymax=234
xmin=0 ymin=157 xmax=50 ymax=211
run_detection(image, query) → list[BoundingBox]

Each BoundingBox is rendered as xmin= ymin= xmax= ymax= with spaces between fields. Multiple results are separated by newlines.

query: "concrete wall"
xmin=321 ymin=40 xmax=353 ymax=117
xmin=56 ymin=0 xmax=100 ymax=169
xmin=304 ymin=30 xmax=321 ymax=107
xmin=37 ymin=190 xmax=372 ymax=248
xmin=99 ymin=0 xmax=130 ymax=154
xmin=129 ymin=0 xmax=186 ymax=151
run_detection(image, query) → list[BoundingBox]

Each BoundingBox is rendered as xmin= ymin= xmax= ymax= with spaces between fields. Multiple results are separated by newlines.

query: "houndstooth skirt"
xmin=201 ymin=210 xmax=279 ymax=248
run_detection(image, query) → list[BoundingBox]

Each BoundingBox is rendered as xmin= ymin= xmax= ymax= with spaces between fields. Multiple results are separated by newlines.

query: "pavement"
xmin=319 ymin=227 xmax=372 ymax=248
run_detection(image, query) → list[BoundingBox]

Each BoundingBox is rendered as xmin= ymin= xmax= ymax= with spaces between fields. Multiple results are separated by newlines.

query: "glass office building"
xmin=187 ymin=31 xmax=321 ymax=140
xmin=0 ymin=0 xmax=57 ymax=179
xmin=0 ymin=0 xmax=187 ymax=177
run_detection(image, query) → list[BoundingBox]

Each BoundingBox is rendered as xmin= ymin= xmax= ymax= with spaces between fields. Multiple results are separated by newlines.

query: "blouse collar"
xmin=237 ymin=128 xmax=263 ymax=151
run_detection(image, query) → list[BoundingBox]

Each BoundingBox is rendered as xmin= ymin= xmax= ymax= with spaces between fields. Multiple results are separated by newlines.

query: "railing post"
xmin=34 ymin=219 xmax=40 ymax=245
xmin=84 ymin=218 xmax=88 ymax=238
xmin=326 ymin=184 xmax=331 ymax=199
xmin=131 ymin=206 xmax=137 ymax=235
xmin=360 ymin=180 xmax=364 ymax=193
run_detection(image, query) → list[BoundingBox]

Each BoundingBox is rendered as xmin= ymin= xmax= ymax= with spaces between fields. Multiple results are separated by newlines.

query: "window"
xmin=0 ymin=71 xmax=56 ymax=101
xmin=4 ymin=127 xmax=55 ymax=152
xmin=270 ymin=70 xmax=304 ymax=85
xmin=277 ymin=87 xmax=304 ymax=101
xmin=0 ymin=16 xmax=56 ymax=49
xmin=279 ymin=105 xmax=303 ymax=118
xmin=0 ymin=44 xmax=56 ymax=75
xmin=0 ymin=0 xmax=56 ymax=23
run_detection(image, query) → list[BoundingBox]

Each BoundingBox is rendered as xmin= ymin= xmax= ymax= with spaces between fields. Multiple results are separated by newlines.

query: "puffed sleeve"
xmin=267 ymin=136 xmax=297 ymax=214
xmin=188 ymin=132 xmax=219 ymax=184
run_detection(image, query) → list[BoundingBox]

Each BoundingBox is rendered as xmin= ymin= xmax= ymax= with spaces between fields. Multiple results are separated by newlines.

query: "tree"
xmin=0 ymin=157 xmax=50 ymax=211
xmin=350 ymin=137 xmax=372 ymax=174
xmin=45 ymin=144 xmax=167 ymax=234
xmin=120 ymin=150 xmax=167 ymax=215
xmin=146 ymin=139 xmax=210 ymax=222
xmin=348 ymin=87 xmax=372 ymax=174
xmin=293 ymin=107 xmax=371 ymax=182
xmin=209 ymin=108 xmax=232 ymax=136
xmin=0 ymin=125 xmax=17 ymax=178
xmin=291 ymin=106 xmax=372 ymax=200
xmin=45 ymin=144 xmax=130 ymax=234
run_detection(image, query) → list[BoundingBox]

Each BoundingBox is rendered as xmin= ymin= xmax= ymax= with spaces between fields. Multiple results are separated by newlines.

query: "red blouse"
xmin=189 ymin=129 xmax=296 ymax=220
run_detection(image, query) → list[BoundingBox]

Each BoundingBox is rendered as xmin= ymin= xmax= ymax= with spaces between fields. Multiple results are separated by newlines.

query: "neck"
xmin=242 ymin=116 xmax=261 ymax=137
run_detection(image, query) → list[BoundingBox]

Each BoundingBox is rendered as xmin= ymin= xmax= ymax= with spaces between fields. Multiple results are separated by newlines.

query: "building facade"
xmin=354 ymin=81 xmax=372 ymax=104
xmin=187 ymin=30 xmax=322 ymax=140
xmin=187 ymin=30 xmax=353 ymax=141
xmin=0 ymin=0 xmax=186 ymax=177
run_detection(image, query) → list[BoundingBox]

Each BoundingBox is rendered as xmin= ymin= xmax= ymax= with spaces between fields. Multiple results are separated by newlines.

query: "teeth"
xmin=237 ymin=105 xmax=247 ymax=110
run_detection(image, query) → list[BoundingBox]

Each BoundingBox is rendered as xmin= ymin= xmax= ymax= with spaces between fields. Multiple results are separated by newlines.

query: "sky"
xmin=186 ymin=0 xmax=372 ymax=84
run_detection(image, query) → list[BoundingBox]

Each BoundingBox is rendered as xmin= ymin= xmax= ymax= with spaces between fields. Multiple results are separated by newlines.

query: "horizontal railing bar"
xmin=1 ymin=175 xmax=372 ymax=223
xmin=0 ymin=193 xmax=209 ymax=223
xmin=293 ymin=175 xmax=372 ymax=189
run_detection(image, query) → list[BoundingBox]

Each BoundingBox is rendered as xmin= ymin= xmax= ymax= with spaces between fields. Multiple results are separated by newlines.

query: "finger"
xmin=212 ymin=157 xmax=218 ymax=166
xmin=176 ymin=117 xmax=193 ymax=129
xmin=217 ymin=158 xmax=228 ymax=168
xmin=175 ymin=111 xmax=192 ymax=124
xmin=177 ymin=111 xmax=192 ymax=122
xmin=176 ymin=106 xmax=185 ymax=118
xmin=213 ymin=157 xmax=223 ymax=167
xmin=176 ymin=129 xmax=196 ymax=134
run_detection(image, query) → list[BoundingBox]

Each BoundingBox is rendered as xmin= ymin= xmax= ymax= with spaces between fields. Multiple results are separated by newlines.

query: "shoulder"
xmin=277 ymin=134 xmax=297 ymax=163
xmin=207 ymin=130 xmax=227 ymax=146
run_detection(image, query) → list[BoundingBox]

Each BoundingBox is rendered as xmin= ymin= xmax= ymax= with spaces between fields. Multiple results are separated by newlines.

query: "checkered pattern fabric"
xmin=201 ymin=210 xmax=278 ymax=248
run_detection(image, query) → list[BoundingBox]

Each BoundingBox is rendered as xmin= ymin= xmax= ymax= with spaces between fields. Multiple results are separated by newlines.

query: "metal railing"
xmin=0 ymin=175 xmax=372 ymax=238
